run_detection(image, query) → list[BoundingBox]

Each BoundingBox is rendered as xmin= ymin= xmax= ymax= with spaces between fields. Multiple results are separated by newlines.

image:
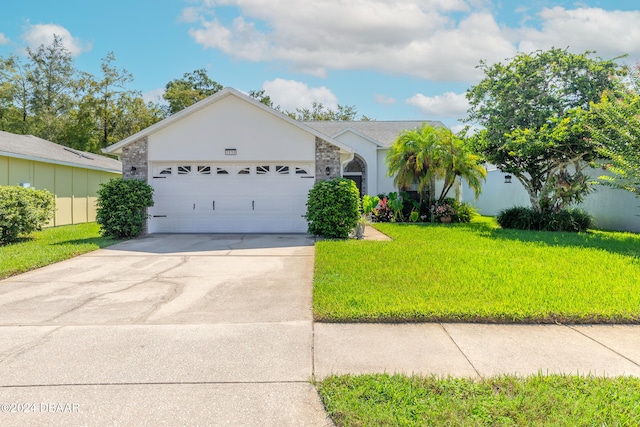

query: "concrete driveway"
xmin=0 ymin=234 xmax=332 ymax=426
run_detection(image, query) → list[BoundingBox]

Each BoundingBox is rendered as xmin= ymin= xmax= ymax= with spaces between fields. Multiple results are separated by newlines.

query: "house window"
xmin=177 ymin=166 xmax=191 ymax=175
xmin=256 ymin=165 xmax=270 ymax=175
xmin=216 ymin=167 xmax=229 ymax=175
xmin=238 ymin=167 xmax=251 ymax=175
xmin=295 ymin=167 xmax=308 ymax=175
xmin=276 ymin=165 xmax=289 ymax=174
xmin=197 ymin=166 xmax=211 ymax=175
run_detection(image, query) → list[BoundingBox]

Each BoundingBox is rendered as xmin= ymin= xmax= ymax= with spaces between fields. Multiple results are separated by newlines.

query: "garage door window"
xmin=276 ymin=165 xmax=289 ymax=174
xmin=238 ymin=167 xmax=250 ymax=175
xmin=216 ymin=167 xmax=229 ymax=175
xmin=257 ymin=165 xmax=270 ymax=175
xmin=178 ymin=166 xmax=191 ymax=175
xmin=295 ymin=167 xmax=308 ymax=175
xmin=197 ymin=166 xmax=211 ymax=174
xmin=159 ymin=167 xmax=172 ymax=175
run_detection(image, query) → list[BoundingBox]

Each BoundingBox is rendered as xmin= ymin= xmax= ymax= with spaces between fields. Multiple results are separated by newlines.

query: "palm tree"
xmin=385 ymin=125 xmax=440 ymax=208
xmin=386 ymin=124 xmax=486 ymax=211
xmin=435 ymin=128 xmax=486 ymax=203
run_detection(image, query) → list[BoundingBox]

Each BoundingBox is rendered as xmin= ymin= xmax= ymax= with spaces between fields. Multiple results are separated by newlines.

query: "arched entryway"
xmin=343 ymin=155 xmax=366 ymax=197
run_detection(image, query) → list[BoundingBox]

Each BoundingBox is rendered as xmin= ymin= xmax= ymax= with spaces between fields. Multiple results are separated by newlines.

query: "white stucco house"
xmin=103 ymin=87 xmax=440 ymax=233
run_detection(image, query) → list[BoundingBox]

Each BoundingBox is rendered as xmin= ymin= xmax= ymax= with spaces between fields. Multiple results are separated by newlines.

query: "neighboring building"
xmin=0 ymin=131 xmax=122 ymax=226
xmin=103 ymin=87 xmax=439 ymax=233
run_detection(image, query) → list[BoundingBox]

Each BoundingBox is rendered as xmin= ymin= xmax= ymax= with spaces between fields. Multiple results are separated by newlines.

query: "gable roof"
xmin=103 ymin=87 xmax=354 ymax=155
xmin=0 ymin=131 xmax=121 ymax=173
xmin=302 ymin=120 xmax=446 ymax=148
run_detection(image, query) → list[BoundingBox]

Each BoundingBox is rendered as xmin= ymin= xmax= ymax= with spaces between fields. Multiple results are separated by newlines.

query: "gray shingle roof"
xmin=302 ymin=120 xmax=446 ymax=147
xmin=0 ymin=131 xmax=121 ymax=173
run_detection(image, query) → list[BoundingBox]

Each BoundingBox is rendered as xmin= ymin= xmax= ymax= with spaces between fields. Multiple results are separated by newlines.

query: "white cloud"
xmin=185 ymin=0 xmax=516 ymax=82
xmin=184 ymin=2 xmax=640 ymax=82
xmin=262 ymin=79 xmax=338 ymax=111
xmin=142 ymin=88 xmax=167 ymax=104
xmin=22 ymin=24 xmax=91 ymax=56
xmin=179 ymin=7 xmax=202 ymax=23
xmin=0 ymin=33 xmax=9 ymax=45
xmin=516 ymin=7 xmax=640 ymax=60
xmin=374 ymin=94 xmax=396 ymax=105
xmin=406 ymin=92 xmax=469 ymax=118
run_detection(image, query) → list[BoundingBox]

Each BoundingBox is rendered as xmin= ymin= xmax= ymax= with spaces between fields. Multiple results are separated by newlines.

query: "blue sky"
xmin=1 ymin=0 xmax=639 ymax=130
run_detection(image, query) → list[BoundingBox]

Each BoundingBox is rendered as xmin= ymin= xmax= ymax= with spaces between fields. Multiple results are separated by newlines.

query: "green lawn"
xmin=316 ymin=374 xmax=640 ymax=426
xmin=313 ymin=217 xmax=640 ymax=323
xmin=0 ymin=223 xmax=121 ymax=280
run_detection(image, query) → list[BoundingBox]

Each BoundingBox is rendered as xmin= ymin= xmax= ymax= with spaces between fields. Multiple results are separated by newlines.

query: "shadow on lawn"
xmin=459 ymin=220 xmax=640 ymax=260
xmin=52 ymin=237 xmax=122 ymax=248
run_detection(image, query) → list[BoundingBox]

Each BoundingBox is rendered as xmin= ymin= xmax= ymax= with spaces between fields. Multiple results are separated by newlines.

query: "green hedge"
xmin=0 ymin=186 xmax=56 ymax=244
xmin=305 ymin=178 xmax=361 ymax=239
xmin=497 ymin=206 xmax=593 ymax=232
xmin=96 ymin=178 xmax=154 ymax=238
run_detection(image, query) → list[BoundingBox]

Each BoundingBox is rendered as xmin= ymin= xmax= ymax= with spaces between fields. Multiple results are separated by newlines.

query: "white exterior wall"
xmin=333 ymin=131 xmax=379 ymax=194
xmin=376 ymin=148 xmax=396 ymax=195
xmin=149 ymin=95 xmax=315 ymax=163
xmin=461 ymin=168 xmax=530 ymax=215
xmin=462 ymin=166 xmax=640 ymax=233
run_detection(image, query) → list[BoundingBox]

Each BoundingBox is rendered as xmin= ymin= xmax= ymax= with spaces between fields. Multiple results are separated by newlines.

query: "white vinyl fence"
xmin=461 ymin=166 xmax=640 ymax=233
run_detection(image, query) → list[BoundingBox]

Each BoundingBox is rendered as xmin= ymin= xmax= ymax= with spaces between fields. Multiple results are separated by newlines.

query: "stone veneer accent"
xmin=315 ymin=137 xmax=341 ymax=182
xmin=121 ymin=136 xmax=148 ymax=181
xmin=121 ymin=136 xmax=149 ymax=234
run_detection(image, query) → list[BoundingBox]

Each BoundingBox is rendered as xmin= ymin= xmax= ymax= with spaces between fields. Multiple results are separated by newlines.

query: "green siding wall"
xmin=0 ymin=155 xmax=120 ymax=226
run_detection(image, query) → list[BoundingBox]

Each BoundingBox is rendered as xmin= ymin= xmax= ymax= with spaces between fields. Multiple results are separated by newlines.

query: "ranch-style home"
xmin=0 ymin=131 xmax=121 ymax=226
xmin=103 ymin=87 xmax=443 ymax=233
xmin=104 ymin=87 xmax=639 ymax=234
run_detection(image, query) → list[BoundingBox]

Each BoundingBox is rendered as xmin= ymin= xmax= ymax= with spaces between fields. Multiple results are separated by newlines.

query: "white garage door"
xmin=149 ymin=163 xmax=315 ymax=233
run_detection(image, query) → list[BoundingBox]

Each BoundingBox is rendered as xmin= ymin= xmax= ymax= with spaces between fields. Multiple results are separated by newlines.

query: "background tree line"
xmin=0 ymin=36 xmax=366 ymax=154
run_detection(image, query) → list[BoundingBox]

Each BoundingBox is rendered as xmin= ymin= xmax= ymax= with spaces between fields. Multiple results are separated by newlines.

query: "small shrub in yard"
xmin=437 ymin=198 xmax=478 ymax=223
xmin=96 ymin=178 xmax=154 ymax=238
xmin=305 ymin=178 xmax=361 ymax=239
xmin=497 ymin=206 xmax=593 ymax=232
xmin=0 ymin=186 xmax=55 ymax=244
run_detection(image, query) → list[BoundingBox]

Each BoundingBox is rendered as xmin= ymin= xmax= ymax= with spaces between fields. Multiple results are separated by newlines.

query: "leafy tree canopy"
xmin=466 ymin=47 xmax=625 ymax=213
xmin=162 ymin=68 xmax=223 ymax=115
xmin=591 ymin=66 xmax=640 ymax=197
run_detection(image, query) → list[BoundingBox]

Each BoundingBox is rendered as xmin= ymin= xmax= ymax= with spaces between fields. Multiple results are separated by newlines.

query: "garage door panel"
xmin=149 ymin=162 xmax=313 ymax=233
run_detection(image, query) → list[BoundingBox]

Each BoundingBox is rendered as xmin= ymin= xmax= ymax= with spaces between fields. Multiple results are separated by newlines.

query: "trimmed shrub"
xmin=305 ymin=178 xmax=361 ymax=238
xmin=0 ymin=186 xmax=55 ymax=244
xmin=96 ymin=178 xmax=154 ymax=238
xmin=440 ymin=198 xmax=479 ymax=223
xmin=497 ymin=206 xmax=593 ymax=232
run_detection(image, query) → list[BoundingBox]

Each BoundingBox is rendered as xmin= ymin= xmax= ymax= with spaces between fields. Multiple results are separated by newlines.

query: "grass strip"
xmin=316 ymin=373 xmax=640 ymax=426
xmin=313 ymin=217 xmax=640 ymax=323
xmin=0 ymin=223 xmax=121 ymax=279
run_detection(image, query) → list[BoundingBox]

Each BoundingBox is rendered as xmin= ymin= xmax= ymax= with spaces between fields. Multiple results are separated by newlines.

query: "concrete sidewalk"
xmin=314 ymin=323 xmax=640 ymax=378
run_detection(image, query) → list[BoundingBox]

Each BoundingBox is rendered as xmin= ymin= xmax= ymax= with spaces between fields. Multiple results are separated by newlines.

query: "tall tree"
xmin=591 ymin=67 xmax=640 ymax=197
xmin=0 ymin=55 xmax=33 ymax=134
xmin=27 ymin=35 xmax=76 ymax=142
xmin=163 ymin=69 xmax=222 ymax=114
xmin=91 ymin=52 xmax=135 ymax=148
xmin=466 ymin=48 xmax=624 ymax=213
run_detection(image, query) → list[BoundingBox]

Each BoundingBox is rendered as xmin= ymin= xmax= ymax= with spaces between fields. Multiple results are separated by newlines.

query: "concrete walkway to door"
xmin=0 ymin=234 xmax=332 ymax=426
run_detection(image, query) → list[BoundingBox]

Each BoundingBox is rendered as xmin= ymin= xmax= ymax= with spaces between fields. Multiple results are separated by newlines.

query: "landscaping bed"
xmin=313 ymin=217 xmax=640 ymax=323
xmin=0 ymin=223 xmax=120 ymax=280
